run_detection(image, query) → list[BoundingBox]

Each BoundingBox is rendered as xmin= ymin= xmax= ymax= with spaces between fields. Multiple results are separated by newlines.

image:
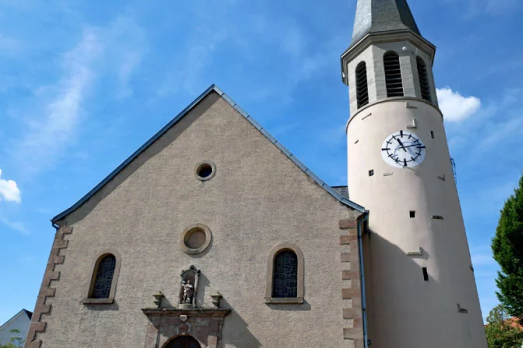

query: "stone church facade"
xmin=26 ymin=89 xmax=366 ymax=348
xmin=27 ymin=0 xmax=489 ymax=347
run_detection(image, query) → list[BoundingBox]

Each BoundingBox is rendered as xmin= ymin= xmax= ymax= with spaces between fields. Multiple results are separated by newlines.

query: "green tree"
xmin=485 ymin=305 xmax=523 ymax=348
xmin=0 ymin=329 xmax=25 ymax=348
xmin=492 ymin=175 xmax=523 ymax=319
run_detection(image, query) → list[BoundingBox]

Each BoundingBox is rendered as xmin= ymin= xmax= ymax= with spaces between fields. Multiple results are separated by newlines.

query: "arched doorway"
xmin=165 ymin=335 xmax=201 ymax=348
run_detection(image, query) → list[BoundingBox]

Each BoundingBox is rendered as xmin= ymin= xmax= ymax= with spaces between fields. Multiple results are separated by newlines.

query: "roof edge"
xmin=52 ymin=84 xmax=365 ymax=223
xmin=0 ymin=309 xmax=32 ymax=329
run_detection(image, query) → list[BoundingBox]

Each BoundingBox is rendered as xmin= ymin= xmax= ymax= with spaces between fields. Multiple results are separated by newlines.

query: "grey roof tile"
xmin=351 ymin=0 xmax=421 ymax=46
xmin=332 ymin=186 xmax=350 ymax=199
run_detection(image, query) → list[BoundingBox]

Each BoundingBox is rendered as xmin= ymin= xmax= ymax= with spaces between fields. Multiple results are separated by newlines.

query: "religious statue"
xmin=182 ymin=280 xmax=194 ymax=303
xmin=179 ymin=266 xmax=200 ymax=308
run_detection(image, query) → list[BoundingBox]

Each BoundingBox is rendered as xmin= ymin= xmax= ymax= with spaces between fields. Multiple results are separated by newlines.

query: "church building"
xmin=27 ymin=0 xmax=488 ymax=347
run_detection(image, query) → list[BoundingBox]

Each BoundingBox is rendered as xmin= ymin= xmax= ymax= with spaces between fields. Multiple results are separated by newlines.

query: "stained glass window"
xmin=91 ymin=254 xmax=116 ymax=299
xmin=272 ymin=250 xmax=298 ymax=298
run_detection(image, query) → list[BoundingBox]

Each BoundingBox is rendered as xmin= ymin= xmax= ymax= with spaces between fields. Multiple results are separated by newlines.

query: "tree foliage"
xmin=485 ymin=305 xmax=523 ymax=348
xmin=492 ymin=175 xmax=523 ymax=319
xmin=0 ymin=329 xmax=25 ymax=348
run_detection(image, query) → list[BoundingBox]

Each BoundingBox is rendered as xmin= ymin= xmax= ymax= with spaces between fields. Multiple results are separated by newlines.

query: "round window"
xmin=184 ymin=228 xmax=206 ymax=249
xmin=180 ymin=224 xmax=212 ymax=254
xmin=195 ymin=162 xmax=216 ymax=181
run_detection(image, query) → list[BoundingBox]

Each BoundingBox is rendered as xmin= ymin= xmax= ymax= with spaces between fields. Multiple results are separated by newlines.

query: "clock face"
xmin=381 ymin=130 xmax=426 ymax=168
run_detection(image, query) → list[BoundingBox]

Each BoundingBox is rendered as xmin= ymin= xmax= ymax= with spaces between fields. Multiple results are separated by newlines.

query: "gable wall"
xmin=32 ymin=93 xmax=363 ymax=348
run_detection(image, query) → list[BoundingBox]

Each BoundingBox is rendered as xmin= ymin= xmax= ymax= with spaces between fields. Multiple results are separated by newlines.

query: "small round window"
xmin=195 ymin=162 xmax=216 ymax=181
xmin=185 ymin=229 xmax=206 ymax=249
xmin=181 ymin=224 xmax=212 ymax=254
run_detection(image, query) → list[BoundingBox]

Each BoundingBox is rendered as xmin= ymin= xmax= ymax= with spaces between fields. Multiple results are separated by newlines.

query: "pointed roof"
xmin=51 ymin=85 xmax=365 ymax=223
xmin=351 ymin=0 xmax=421 ymax=46
xmin=0 ymin=309 xmax=32 ymax=329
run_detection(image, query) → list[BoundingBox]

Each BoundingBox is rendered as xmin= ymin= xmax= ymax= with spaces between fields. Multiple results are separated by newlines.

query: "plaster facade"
xmin=28 ymin=92 xmax=365 ymax=348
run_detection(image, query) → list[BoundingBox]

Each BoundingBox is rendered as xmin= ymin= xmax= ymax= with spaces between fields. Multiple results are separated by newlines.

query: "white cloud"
xmin=0 ymin=217 xmax=28 ymax=234
xmin=11 ymin=13 xmax=147 ymax=175
xmin=14 ymin=29 xmax=102 ymax=174
xmin=103 ymin=15 xmax=148 ymax=99
xmin=156 ymin=29 xmax=229 ymax=98
xmin=0 ymin=169 xmax=21 ymax=203
xmin=486 ymin=0 xmax=522 ymax=15
xmin=437 ymin=87 xmax=481 ymax=122
xmin=444 ymin=0 xmax=522 ymax=18
xmin=0 ymin=34 xmax=22 ymax=55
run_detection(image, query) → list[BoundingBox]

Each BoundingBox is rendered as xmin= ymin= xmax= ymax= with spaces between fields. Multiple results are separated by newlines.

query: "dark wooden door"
xmin=165 ymin=336 xmax=201 ymax=348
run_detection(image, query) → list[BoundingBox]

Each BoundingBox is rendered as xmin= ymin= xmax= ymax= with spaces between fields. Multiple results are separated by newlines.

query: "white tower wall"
xmin=345 ymin=41 xmax=488 ymax=347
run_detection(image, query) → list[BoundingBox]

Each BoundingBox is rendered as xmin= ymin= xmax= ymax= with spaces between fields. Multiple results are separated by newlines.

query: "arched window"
xmin=83 ymin=251 xmax=121 ymax=304
xmin=91 ymin=254 xmax=116 ymax=298
xmin=273 ymin=250 xmax=298 ymax=298
xmin=416 ymin=56 xmax=431 ymax=102
xmin=356 ymin=62 xmax=369 ymax=108
xmin=165 ymin=336 xmax=201 ymax=348
xmin=265 ymin=243 xmax=304 ymax=304
xmin=384 ymin=51 xmax=404 ymax=97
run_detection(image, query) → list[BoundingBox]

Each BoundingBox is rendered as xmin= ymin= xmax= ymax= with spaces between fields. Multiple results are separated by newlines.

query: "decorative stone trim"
xmin=339 ymin=219 xmax=358 ymax=230
xmin=340 ymin=234 xmax=357 ymax=244
xmin=264 ymin=297 xmax=304 ymax=304
xmin=194 ymin=161 xmax=216 ymax=181
xmin=264 ymin=242 xmax=305 ymax=304
xmin=339 ymin=219 xmax=364 ymax=348
xmin=26 ymin=225 xmax=73 ymax=348
xmin=180 ymin=224 xmax=212 ymax=255
xmin=142 ymin=308 xmax=231 ymax=348
xmin=83 ymin=249 xmax=122 ymax=305
xmin=82 ymin=298 xmax=115 ymax=305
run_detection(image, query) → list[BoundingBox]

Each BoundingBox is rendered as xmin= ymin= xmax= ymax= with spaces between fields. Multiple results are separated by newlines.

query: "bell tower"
xmin=342 ymin=0 xmax=488 ymax=347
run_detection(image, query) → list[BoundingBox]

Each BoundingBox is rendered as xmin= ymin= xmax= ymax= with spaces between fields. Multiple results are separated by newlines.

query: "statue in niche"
xmin=182 ymin=280 xmax=194 ymax=303
xmin=179 ymin=265 xmax=200 ymax=309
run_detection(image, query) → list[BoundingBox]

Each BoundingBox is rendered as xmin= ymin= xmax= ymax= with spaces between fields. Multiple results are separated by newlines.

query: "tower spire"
xmin=351 ymin=0 xmax=422 ymax=46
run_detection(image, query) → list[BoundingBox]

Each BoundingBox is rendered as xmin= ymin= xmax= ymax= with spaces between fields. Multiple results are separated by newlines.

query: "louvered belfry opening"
xmin=384 ymin=52 xmax=404 ymax=97
xmin=356 ymin=61 xmax=369 ymax=108
xmin=417 ymin=56 xmax=431 ymax=102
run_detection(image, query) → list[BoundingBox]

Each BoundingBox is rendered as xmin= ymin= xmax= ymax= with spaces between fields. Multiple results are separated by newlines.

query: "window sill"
xmin=82 ymin=297 xmax=114 ymax=305
xmin=265 ymin=297 xmax=304 ymax=304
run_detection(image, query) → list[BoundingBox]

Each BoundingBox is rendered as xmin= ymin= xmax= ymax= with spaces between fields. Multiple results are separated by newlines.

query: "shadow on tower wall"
xmin=362 ymin=227 xmax=483 ymax=348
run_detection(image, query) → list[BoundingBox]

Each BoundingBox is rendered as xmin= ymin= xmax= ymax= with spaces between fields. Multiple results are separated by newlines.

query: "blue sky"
xmin=0 ymin=0 xmax=522 ymax=324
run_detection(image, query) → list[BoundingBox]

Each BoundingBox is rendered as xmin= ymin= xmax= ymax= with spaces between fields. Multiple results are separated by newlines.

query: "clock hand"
xmin=396 ymin=139 xmax=407 ymax=152
xmin=404 ymin=144 xmax=426 ymax=148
